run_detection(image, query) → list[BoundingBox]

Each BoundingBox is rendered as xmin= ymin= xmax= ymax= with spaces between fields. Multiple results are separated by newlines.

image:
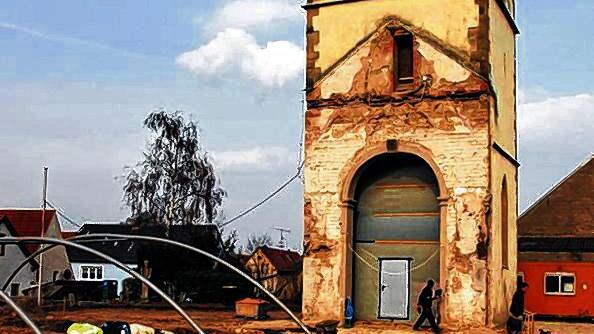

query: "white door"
xmin=378 ymin=258 xmax=410 ymax=319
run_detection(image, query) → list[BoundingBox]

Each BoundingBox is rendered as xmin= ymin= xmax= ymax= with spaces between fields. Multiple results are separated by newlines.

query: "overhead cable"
xmin=219 ymin=161 xmax=305 ymax=228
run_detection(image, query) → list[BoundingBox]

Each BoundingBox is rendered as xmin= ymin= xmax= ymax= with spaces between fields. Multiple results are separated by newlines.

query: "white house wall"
xmin=72 ymin=262 xmax=137 ymax=295
xmin=0 ymin=224 xmax=37 ymax=296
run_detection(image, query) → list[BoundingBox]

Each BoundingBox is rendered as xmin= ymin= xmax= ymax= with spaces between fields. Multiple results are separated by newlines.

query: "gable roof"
xmin=0 ymin=215 xmax=40 ymax=267
xmin=60 ymin=231 xmax=78 ymax=239
xmin=0 ymin=208 xmax=58 ymax=253
xmin=67 ymin=223 xmax=137 ymax=264
xmin=311 ymin=18 xmax=488 ymax=92
xmin=519 ymin=154 xmax=594 ymax=237
xmin=257 ymin=246 xmax=302 ymax=272
xmin=67 ymin=223 xmax=227 ymax=265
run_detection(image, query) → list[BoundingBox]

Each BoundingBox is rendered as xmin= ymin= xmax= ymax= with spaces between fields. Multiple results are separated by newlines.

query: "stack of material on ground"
xmin=66 ymin=321 xmax=174 ymax=334
xmin=235 ymin=298 xmax=269 ymax=319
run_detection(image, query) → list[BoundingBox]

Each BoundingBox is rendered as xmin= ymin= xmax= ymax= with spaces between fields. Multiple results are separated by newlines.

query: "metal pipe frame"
xmin=3 ymin=233 xmax=312 ymax=333
xmin=74 ymin=233 xmax=313 ymax=334
xmin=0 ymin=288 xmax=43 ymax=334
xmin=0 ymin=237 xmax=205 ymax=334
xmin=2 ymin=238 xmax=127 ymax=292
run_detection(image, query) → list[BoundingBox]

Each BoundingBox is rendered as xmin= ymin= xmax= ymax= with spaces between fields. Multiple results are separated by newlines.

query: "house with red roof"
xmin=0 ymin=215 xmax=39 ymax=296
xmin=244 ymin=246 xmax=303 ymax=303
xmin=0 ymin=208 xmax=71 ymax=289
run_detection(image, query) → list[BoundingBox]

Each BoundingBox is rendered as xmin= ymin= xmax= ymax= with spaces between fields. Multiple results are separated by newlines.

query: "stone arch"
xmin=337 ymin=140 xmax=449 ymax=320
xmin=340 ymin=141 xmax=448 ymax=202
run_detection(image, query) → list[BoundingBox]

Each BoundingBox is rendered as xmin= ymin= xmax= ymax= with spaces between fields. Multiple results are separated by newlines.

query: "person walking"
xmin=413 ymin=279 xmax=440 ymax=333
xmin=507 ymin=281 xmax=529 ymax=334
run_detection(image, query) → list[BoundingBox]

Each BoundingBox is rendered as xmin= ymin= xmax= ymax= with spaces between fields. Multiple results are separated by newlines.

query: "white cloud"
xmin=205 ymin=0 xmax=302 ymax=32
xmin=518 ymin=93 xmax=594 ymax=141
xmin=518 ymin=93 xmax=594 ymax=210
xmin=176 ymin=28 xmax=303 ymax=87
xmin=212 ymin=146 xmax=293 ymax=171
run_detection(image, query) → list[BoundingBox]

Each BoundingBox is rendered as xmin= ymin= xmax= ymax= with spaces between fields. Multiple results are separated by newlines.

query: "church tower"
xmin=301 ymin=0 xmax=519 ymax=331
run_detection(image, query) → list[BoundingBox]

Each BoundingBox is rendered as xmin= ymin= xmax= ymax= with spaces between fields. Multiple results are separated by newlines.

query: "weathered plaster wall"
xmin=311 ymin=25 xmax=488 ymax=103
xmin=487 ymin=150 xmax=518 ymax=326
xmin=309 ymin=0 xmax=480 ymax=73
xmin=303 ymin=1 xmax=518 ymax=331
xmin=486 ymin=0 xmax=519 ymax=326
xmin=488 ymin=0 xmax=517 ymax=155
xmin=303 ymin=97 xmax=493 ymax=330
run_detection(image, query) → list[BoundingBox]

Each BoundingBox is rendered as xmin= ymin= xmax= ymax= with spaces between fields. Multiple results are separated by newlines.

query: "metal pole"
xmin=0 ymin=237 xmax=205 ymax=334
xmin=0 ymin=289 xmax=43 ymax=334
xmin=37 ymin=167 xmax=48 ymax=307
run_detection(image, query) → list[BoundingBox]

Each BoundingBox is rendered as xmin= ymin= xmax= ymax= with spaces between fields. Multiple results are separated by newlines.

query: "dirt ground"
xmin=1 ymin=306 xmax=301 ymax=334
xmin=533 ymin=321 xmax=594 ymax=334
xmin=2 ymin=307 xmax=594 ymax=334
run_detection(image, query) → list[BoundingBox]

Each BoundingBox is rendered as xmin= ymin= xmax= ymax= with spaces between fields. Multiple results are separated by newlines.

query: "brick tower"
xmin=301 ymin=0 xmax=519 ymax=331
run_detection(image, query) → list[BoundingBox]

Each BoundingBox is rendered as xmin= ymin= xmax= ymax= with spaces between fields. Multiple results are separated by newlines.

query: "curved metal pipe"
xmin=0 ymin=289 xmax=43 ymax=334
xmin=2 ymin=238 xmax=127 ymax=292
xmin=73 ymin=233 xmax=312 ymax=334
xmin=4 ymin=234 xmax=313 ymax=333
xmin=0 ymin=237 xmax=205 ymax=334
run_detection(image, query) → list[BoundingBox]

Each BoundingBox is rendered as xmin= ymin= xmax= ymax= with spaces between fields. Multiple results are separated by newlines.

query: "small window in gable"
xmin=393 ymin=31 xmax=414 ymax=90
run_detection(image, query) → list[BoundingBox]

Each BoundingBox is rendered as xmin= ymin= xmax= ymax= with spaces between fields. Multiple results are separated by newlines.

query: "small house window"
xmin=9 ymin=283 xmax=20 ymax=297
xmin=545 ymin=273 xmax=575 ymax=295
xmin=0 ymin=244 xmax=5 ymax=256
xmin=394 ymin=32 xmax=414 ymax=89
xmin=80 ymin=265 xmax=103 ymax=281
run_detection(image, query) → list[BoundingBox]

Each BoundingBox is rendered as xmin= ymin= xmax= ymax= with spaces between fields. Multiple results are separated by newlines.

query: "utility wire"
xmin=45 ymin=200 xmax=82 ymax=228
xmin=219 ymin=161 xmax=305 ymax=228
xmin=221 ymin=92 xmax=307 ymax=227
xmin=349 ymin=244 xmax=439 ymax=277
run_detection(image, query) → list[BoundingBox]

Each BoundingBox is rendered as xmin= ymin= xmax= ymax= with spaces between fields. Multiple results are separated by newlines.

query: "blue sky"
xmin=1 ymin=0 xmax=592 ymax=249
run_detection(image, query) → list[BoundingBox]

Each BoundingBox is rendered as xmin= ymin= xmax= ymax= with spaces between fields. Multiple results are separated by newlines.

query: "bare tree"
xmin=222 ymin=229 xmax=240 ymax=255
xmin=246 ymin=233 xmax=273 ymax=254
xmin=122 ymin=110 xmax=225 ymax=229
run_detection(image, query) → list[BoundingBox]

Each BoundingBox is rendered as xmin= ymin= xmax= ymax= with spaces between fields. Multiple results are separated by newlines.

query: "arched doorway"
xmin=351 ymin=153 xmax=441 ymax=322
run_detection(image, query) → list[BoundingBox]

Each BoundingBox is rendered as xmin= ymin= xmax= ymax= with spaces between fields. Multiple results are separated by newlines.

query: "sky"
xmin=1 ymin=0 xmax=592 ymax=249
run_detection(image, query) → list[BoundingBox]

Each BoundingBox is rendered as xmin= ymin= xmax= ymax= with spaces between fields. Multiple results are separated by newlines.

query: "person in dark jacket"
xmin=413 ymin=279 xmax=440 ymax=333
xmin=507 ymin=281 xmax=529 ymax=334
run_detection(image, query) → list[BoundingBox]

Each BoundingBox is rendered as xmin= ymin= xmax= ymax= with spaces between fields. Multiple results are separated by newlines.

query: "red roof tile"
xmin=259 ymin=246 xmax=302 ymax=272
xmin=0 ymin=209 xmax=57 ymax=253
xmin=519 ymin=155 xmax=594 ymax=237
xmin=60 ymin=231 xmax=78 ymax=239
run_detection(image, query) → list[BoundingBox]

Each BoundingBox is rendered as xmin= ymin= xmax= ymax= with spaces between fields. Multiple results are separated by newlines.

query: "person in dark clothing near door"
xmin=413 ymin=279 xmax=440 ymax=333
xmin=507 ymin=281 xmax=529 ymax=334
